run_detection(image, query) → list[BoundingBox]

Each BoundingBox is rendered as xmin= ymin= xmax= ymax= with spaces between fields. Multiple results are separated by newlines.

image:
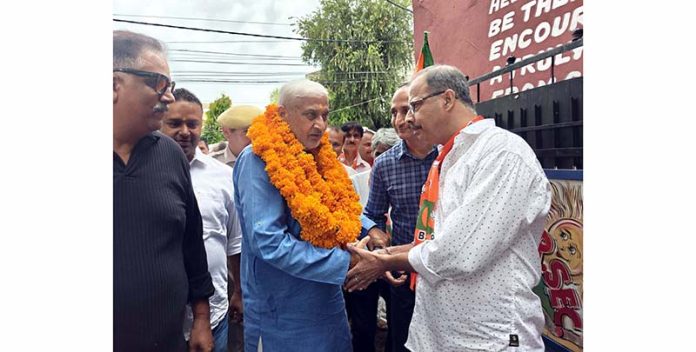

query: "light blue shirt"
xmin=233 ymin=145 xmax=373 ymax=352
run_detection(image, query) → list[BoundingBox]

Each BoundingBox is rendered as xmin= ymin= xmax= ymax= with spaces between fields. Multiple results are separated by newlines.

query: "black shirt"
xmin=114 ymin=132 xmax=213 ymax=352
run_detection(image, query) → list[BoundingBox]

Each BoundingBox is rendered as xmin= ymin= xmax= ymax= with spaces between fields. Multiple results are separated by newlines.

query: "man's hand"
xmin=384 ymin=270 xmax=408 ymax=286
xmin=189 ymin=315 xmax=213 ymax=352
xmin=375 ymin=247 xmax=407 ymax=286
xmin=189 ymin=299 xmax=213 ymax=352
xmin=229 ymin=290 xmax=243 ymax=323
xmin=344 ymin=246 xmax=386 ymax=292
xmin=348 ymin=236 xmax=371 ymax=268
xmin=227 ymin=254 xmax=243 ymax=323
xmin=366 ymin=227 xmax=390 ymax=251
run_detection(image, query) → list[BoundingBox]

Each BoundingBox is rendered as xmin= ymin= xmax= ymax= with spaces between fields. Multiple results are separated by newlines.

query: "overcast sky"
xmin=113 ymin=0 xmax=322 ymax=107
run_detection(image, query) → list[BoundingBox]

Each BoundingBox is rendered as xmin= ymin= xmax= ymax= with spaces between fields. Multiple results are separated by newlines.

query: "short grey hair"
xmin=414 ymin=64 xmax=475 ymax=112
xmin=371 ymin=128 xmax=399 ymax=150
xmin=113 ymin=30 xmax=166 ymax=69
xmin=278 ymin=79 xmax=329 ymax=107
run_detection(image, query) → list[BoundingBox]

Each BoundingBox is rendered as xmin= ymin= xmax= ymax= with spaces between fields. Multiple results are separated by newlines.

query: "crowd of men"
xmin=114 ymin=30 xmax=551 ymax=352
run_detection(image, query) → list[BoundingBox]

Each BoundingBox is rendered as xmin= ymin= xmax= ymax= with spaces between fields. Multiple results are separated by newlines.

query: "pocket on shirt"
xmin=194 ymin=188 xmax=227 ymax=230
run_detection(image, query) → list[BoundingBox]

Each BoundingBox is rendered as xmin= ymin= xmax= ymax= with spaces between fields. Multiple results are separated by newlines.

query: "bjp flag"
xmin=415 ymin=31 xmax=434 ymax=72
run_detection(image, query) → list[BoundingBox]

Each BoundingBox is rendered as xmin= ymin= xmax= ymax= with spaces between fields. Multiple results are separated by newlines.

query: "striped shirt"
xmin=114 ymin=132 xmax=214 ymax=352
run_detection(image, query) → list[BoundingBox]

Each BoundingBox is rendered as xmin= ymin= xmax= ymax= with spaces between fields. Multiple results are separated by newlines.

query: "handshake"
xmin=343 ymin=227 xmax=410 ymax=292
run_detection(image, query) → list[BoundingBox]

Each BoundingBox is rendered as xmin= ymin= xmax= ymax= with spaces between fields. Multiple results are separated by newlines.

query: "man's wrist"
xmin=192 ymin=315 xmax=211 ymax=326
xmin=377 ymin=251 xmax=392 ymax=271
xmin=376 ymin=247 xmax=392 ymax=255
xmin=191 ymin=299 xmax=211 ymax=319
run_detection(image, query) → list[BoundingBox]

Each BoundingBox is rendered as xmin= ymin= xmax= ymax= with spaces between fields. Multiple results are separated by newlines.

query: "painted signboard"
xmin=412 ymin=0 xmax=583 ymax=101
xmin=534 ymin=178 xmax=583 ymax=351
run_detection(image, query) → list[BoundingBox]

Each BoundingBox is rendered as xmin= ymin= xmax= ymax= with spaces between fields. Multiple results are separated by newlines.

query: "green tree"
xmin=200 ymin=94 xmax=231 ymax=144
xmin=269 ymin=87 xmax=280 ymax=104
xmin=295 ymin=0 xmax=413 ymax=129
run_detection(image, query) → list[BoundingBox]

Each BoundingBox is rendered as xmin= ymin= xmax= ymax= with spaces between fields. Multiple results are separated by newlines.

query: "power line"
xmin=113 ymin=13 xmax=292 ymax=26
xmin=171 ymin=70 xmax=388 ymax=76
xmin=384 ymin=0 xmax=413 ymax=14
xmin=113 ymin=19 xmax=407 ymax=43
xmin=175 ymin=75 xmax=306 ymax=80
xmin=174 ymin=72 xmax=309 ymax=77
xmin=176 ymin=79 xmax=390 ymax=84
xmin=170 ymin=59 xmax=312 ymax=66
xmin=174 ymin=73 xmax=306 ymax=77
xmin=114 ymin=18 xmax=305 ymax=41
xmin=170 ymin=54 xmax=303 ymax=62
xmin=172 ymin=70 xmax=311 ymax=75
xmin=170 ymin=49 xmax=300 ymax=59
xmin=329 ymin=97 xmax=384 ymax=114
xmin=166 ymin=40 xmax=291 ymax=44
xmin=177 ymin=79 xmax=290 ymax=84
xmin=171 ymin=55 xmax=303 ymax=62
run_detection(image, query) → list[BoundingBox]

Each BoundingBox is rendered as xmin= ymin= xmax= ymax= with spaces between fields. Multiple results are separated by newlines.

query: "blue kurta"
xmin=233 ymin=145 xmax=370 ymax=352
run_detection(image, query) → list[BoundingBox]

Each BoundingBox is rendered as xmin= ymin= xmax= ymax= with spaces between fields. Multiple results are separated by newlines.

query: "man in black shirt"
xmin=113 ymin=30 xmax=215 ymax=352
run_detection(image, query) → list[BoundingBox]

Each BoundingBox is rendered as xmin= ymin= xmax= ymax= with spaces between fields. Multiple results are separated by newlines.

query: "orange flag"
xmin=415 ymin=31 xmax=434 ymax=72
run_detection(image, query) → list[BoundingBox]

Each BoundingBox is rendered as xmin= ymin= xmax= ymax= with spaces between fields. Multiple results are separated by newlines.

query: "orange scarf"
xmin=410 ymin=116 xmax=484 ymax=290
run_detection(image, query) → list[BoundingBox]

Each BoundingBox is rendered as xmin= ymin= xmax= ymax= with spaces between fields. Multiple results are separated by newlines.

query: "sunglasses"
xmin=408 ymin=90 xmax=446 ymax=114
xmin=113 ymin=68 xmax=175 ymax=96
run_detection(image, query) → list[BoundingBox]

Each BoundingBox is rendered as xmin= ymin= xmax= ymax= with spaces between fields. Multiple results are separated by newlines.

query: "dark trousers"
xmin=388 ymin=284 xmax=415 ymax=352
xmin=226 ymin=277 xmax=243 ymax=352
xmin=348 ymin=280 xmax=391 ymax=352
xmin=227 ymin=316 xmax=243 ymax=352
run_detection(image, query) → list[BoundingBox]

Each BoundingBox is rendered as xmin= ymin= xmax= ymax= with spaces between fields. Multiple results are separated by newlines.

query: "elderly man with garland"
xmin=232 ymin=79 xmax=384 ymax=352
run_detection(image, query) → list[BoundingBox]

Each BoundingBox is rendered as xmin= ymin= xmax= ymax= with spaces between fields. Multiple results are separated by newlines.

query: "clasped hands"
xmin=343 ymin=228 xmax=408 ymax=292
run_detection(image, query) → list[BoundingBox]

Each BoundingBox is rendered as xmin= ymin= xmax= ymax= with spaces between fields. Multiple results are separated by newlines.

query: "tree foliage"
xmin=269 ymin=87 xmax=280 ymax=104
xmin=294 ymin=0 xmax=413 ymax=129
xmin=200 ymin=94 xmax=231 ymax=144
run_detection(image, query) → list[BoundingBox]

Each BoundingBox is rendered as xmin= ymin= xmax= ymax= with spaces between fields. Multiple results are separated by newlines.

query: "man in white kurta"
xmin=345 ymin=65 xmax=551 ymax=351
xmin=160 ymin=88 xmax=243 ymax=352
xmin=183 ymin=146 xmax=243 ymax=343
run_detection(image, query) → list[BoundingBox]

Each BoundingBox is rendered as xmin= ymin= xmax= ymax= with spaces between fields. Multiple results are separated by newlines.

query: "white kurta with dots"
xmin=407 ymin=119 xmax=551 ymax=352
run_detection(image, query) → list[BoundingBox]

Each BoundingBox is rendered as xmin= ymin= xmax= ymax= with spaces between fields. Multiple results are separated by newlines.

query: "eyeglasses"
xmin=113 ymin=68 xmax=175 ymax=96
xmin=408 ymin=90 xmax=446 ymax=114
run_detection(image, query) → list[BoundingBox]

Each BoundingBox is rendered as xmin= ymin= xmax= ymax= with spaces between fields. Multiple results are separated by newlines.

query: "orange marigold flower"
xmin=247 ymin=104 xmax=362 ymax=249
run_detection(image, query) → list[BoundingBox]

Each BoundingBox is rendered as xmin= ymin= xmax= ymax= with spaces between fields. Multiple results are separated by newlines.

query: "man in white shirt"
xmin=161 ymin=88 xmax=244 ymax=352
xmin=359 ymin=128 xmax=375 ymax=166
xmin=328 ymin=125 xmax=346 ymax=157
xmin=345 ymin=65 xmax=551 ymax=351
xmin=339 ymin=121 xmax=372 ymax=173
xmin=328 ymin=125 xmax=358 ymax=178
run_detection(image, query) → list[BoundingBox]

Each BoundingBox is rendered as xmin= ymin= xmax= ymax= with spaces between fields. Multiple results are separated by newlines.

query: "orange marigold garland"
xmin=247 ymin=104 xmax=362 ymax=249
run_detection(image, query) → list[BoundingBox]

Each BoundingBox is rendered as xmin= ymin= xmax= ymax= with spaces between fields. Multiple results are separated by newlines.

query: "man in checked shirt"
xmin=360 ymin=83 xmax=437 ymax=352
